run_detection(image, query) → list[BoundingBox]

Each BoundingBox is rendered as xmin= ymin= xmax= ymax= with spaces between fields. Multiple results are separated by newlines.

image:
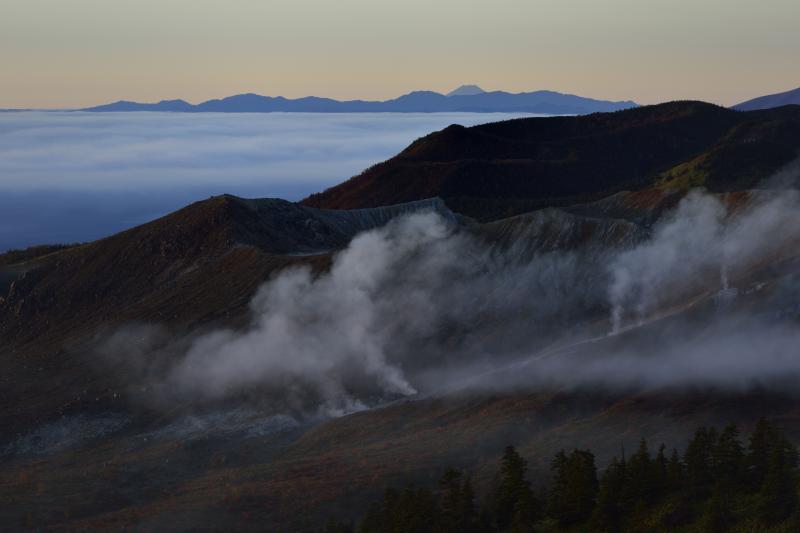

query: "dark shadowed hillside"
xmin=4 ymin=103 xmax=800 ymax=531
xmin=0 ymin=196 xmax=453 ymax=437
xmin=303 ymin=102 xmax=800 ymax=220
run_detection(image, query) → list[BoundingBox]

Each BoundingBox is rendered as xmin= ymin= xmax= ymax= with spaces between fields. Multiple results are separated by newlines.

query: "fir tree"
xmin=694 ymin=423 xmax=743 ymax=533
xmin=349 ymin=423 xmax=800 ymax=533
xmin=397 ymin=486 xmax=438 ymax=533
xmin=438 ymin=468 xmax=477 ymax=533
xmin=589 ymin=456 xmax=626 ymax=532
xmin=713 ymin=423 xmax=745 ymax=489
xmin=490 ymin=446 xmax=539 ymax=531
xmin=551 ymin=449 xmax=599 ymax=525
xmin=546 ymin=450 xmax=568 ymax=519
xmin=666 ymin=448 xmax=683 ymax=491
xmin=701 ymin=486 xmax=732 ymax=533
xmin=624 ymin=438 xmax=658 ymax=508
xmin=684 ymin=426 xmax=718 ymax=499
xmin=707 ymin=421 xmax=744 ymax=526
xmin=653 ymin=444 xmax=669 ymax=499
xmin=461 ymin=478 xmax=478 ymax=530
xmin=358 ymin=485 xmax=438 ymax=533
xmin=756 ymin=433 xmax=799 ymax=525
xmin=510 ymin=488 xmax=539 ymax=533
xmin=747 ymin=418 xmax=775 ymax=490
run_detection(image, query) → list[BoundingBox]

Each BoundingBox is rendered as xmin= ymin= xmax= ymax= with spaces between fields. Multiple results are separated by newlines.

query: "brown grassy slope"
xmin=2 ymin=190 xmax=800 ymax=531
xmin=0 ymin=195 xmax=454 ymax=438
xmin=5 ymin=387 xmax=799 ymax=531
xmin=0 ymin=244 xmax=79 ymax=267
xmin=0 ymin=196 xmax=334 ymax=438
xmin=303 ymin=102 xmax=800 ymax=221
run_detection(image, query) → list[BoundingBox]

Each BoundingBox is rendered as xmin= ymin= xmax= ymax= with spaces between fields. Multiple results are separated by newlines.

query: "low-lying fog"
xmin=99 ymin=186 xmax=800 ymax=419
xmin=0 ymin=111 xmax=541 ymax=251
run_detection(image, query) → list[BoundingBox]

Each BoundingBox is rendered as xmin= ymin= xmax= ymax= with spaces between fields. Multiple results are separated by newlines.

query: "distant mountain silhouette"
xmin=446 ymin=84 xmax=486 ymax=96
xmin=733 ymin=86 xmax=800 ymax=111
xmin=84 ymin=99 xmax=195 ymax=112
xmin=83 ymin=90 xmax=638 ymax=114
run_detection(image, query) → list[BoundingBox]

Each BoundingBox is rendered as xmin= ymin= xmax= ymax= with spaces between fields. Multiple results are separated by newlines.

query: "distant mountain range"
xmin=734 ymin=85 xmax=800 ymax=111
xmin=446 ymin=84 xmax=486 ymax=96
xmin=6 ymin=86 xmax=800 ymax=113
xmin=82 ymin=86 xmax=638 ymax=115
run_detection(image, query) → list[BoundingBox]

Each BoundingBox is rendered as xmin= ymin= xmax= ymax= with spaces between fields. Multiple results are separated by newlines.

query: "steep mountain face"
xmin=733 ymin=86 xmax=800 ymax=111
xmin=3 ymin=102 xmax=800 ymax=530
xmin=0 ymin=197 xmax=455 ymax=438
xmin=303 ymin=102 xmax=800 ymax=220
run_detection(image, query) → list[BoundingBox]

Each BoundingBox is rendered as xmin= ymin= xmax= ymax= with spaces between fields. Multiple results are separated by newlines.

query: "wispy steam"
xmin=608 ymin=191 xmax=727 ymax=332
xmin=152 ymin=211 xmax=601 ymax=415
xmin=609 ymin=189 xmax=800 ymax=333
xmin=101 ymin=186 xmax=800 ymax=416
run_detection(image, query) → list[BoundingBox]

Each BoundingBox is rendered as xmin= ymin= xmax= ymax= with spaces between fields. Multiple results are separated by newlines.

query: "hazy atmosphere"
xmin=4 ymin=1 xmax=800 ymax=530
xmin=0 ymin=111 xmax=534 ymax=250
xmin=2 ymin=0 xmax=798 ymax=108
xmin=98 ymin=187 xmax=800 ymax=416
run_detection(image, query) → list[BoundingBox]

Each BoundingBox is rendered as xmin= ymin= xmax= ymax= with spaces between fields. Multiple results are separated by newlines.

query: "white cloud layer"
xmin=0 ymin=111 xmax=534 ymax=250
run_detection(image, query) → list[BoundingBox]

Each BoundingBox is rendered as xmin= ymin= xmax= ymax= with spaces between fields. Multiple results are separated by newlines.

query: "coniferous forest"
xmin=321 ymin=419 xmax=800 ymax=533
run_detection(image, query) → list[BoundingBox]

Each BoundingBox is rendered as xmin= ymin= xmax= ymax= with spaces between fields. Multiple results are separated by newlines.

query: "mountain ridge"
xmin=303 ymin=101 xmax=800 ymax=220
xmin=81 ymin=89 xmax=638 ymax=114
xmin=6 ymin=184 xmax=800 ymax=530
xmin=733 ymin=85 xmax=800 ymax=111
xmin=446 ymin=84 xmax=486 ymax=96
xmin=5 ymin=101 xmax=800 ymax=530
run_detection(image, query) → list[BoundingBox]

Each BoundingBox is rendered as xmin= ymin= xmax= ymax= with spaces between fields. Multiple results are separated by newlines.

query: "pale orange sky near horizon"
xmin=1 ymin=0 xmax=798 ymax=109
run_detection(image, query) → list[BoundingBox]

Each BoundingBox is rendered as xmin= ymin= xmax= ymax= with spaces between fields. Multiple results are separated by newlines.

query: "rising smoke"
xmin=154 ymin=212 xmax=601 ymax=415
xmin=102 ymin=185 xmax=800 ymax=417
xmin=607 ymin=189 xmax=800 ymax=333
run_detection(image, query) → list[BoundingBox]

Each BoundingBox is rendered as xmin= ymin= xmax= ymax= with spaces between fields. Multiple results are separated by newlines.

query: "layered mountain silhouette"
xmin=3 ymin=101 xmax=800 ymax=530
xmin=446 ymin=84 xmax=486 ymax=96
xmin=82 ymin=88 xmax=638 ymax=114
xmin=734 ymin=85 xmax=800 ymax=111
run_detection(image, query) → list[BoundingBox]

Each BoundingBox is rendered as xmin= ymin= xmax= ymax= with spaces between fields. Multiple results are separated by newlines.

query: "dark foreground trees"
xmin=323 ymin=418 xmax=799 ymax=532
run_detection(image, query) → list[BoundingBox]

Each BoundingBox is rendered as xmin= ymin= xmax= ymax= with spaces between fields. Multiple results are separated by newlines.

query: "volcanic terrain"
xmin=2 ymin=102 xmax=800 ymax=530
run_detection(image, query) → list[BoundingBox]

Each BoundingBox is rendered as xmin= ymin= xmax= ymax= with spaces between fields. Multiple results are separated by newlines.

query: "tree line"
xmin=321 ymin=419 xmax=800 ymax=532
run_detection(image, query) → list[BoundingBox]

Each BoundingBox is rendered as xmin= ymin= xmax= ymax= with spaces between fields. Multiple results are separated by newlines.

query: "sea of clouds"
xmin=0 ymin=111 xmax=538 ymax=251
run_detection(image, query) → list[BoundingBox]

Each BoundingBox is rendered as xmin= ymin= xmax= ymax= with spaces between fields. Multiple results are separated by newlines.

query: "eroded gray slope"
xmin=227 ymin=196 xmax=461 ymax=255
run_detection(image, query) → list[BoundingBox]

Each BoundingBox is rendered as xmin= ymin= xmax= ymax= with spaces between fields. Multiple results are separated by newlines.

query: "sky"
xmin=1 ymin=0 xmax=799 ymax=109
